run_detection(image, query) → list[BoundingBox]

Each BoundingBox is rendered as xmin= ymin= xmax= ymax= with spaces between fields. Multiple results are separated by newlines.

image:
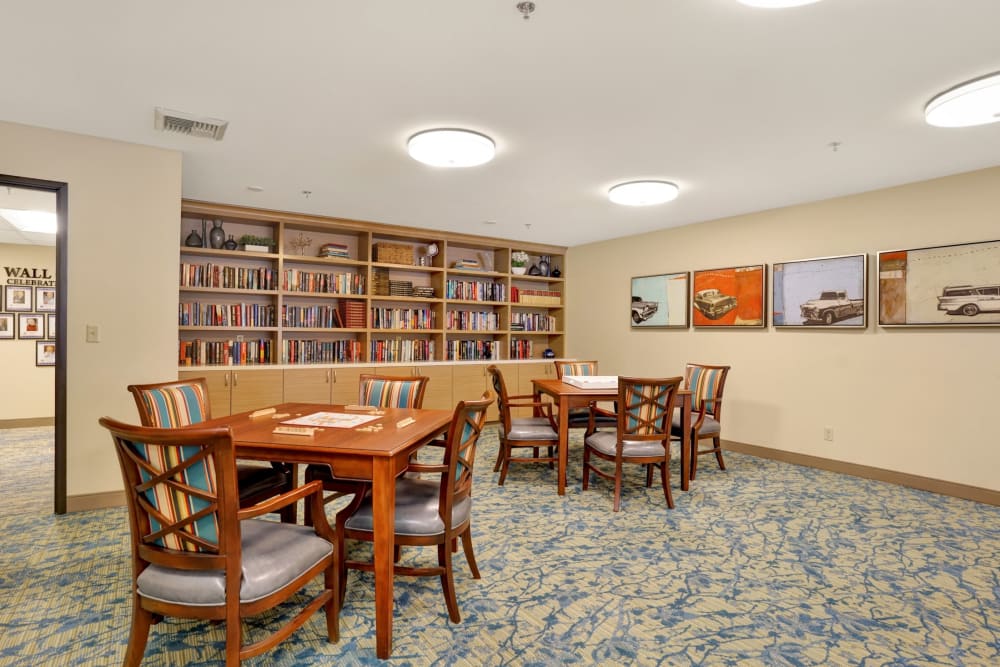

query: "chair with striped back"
xmin=582 ymin=376 xmax=683 ymax=512
xmin=671 ymin=363 xmax=731 ymax=481
xmin=127 ymin=378 xmax=297 ymax=524
xmin=487 ymin=365 xmax=560 ymax=486
xmin=337 ymin=392 xmax=493 ymax=624
xmin=553 ymin=360 xmax=617 ymax=432
xmin=303 ymin=374 xmax=429 ymax=524
xmin=98 ymin=417 xmax=339 ymax=666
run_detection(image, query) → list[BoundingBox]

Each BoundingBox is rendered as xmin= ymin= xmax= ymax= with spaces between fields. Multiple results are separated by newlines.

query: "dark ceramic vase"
xmin=209 ymin=220 xmax=226 ymax=249
xmin=223 ymin=234 xmax=238 ymax=251
xmin=184 ymin=229 xmax=203 ymax=247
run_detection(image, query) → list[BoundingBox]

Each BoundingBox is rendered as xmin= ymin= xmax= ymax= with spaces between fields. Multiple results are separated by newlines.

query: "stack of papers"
xmin=562 ymin=375 xmax=618 ymax=390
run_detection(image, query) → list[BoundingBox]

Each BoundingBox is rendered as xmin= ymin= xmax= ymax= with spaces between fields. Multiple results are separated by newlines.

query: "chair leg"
xmin=613 ymin=460 xmax=623 ymax=512
xmin=690 ymin=433 xmax=699 ymax=481
xmin=438 ymin=542 xmax=461 ymax=623
xmin=124 ymin=599 xmax=153 ymax=667
xmin=645 ymin=464 xmax=654 ymax=487
xmin=498 ymin=443 xmax=512 ymax=485
xmin=582 ymin=446 xmax=591 ymax=490
xmin=459 ymin=526 xmax=481 ymax=579
xmin=224 ymin=602 xmax=240 ymax=666
xmin=714 ymin=436 xmax=726 ymax=470
xmin=324 ymin=559 xmax=340 ymax=642
xmin=492 ymin=439 xmax=505 ymax=472
xmin=660 ymin=460 xmax=674 ymax=509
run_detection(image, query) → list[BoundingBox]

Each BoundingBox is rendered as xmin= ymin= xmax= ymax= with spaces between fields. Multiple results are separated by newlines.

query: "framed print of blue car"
xmin=630 ymin=272 xmax=689 ymax=328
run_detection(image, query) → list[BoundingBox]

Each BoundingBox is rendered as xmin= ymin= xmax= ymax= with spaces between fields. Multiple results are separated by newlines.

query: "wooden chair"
xmin=553 ymin=360 xmax=617 ymax=432
xmin=303 ymin=374 xmax=429 ymax=524
xmin=672 ymin=363 xmax=731 ymax=481
xmin=487 ymin=364 xmax=560 ymax=485
xmin=127 ymin=378 xmax=297 ymax=524
xmin=336 ymin=393 xmax=493 ymax=623
xmin=582 ymin=376 xmax=683 ymax=511
xmin=98 ymin=417 xmax=339 ymax=666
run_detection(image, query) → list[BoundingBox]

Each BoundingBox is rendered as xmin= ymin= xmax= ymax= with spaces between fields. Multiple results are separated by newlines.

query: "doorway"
xmin=0 ymin=175 xmax=68 ymax=514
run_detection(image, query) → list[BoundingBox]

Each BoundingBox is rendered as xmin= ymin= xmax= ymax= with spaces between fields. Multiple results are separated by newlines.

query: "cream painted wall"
xmin=566 ymin=167 xmax=1000 ymax=492
xmin=0 ymin=121 xmax=181 ymax=500
xmin=0 ymin=243 xmax=55 ymax=419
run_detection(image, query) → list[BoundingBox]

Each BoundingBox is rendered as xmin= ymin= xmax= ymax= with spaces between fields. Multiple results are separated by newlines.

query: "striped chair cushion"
xmin=687 ymin=366 xmax=724 ymax=414
xmin=623 ymin=382 xmax=671 ymax=436
xmin=134 ymin=440 xmax=219 ymax=552
xmin=558 ymin=361 xmax=597 ymax=377
xmin=137 ymin=384 xmax=209 ymax=427
xmin=359 ymin=378 xmax=423 ymax=408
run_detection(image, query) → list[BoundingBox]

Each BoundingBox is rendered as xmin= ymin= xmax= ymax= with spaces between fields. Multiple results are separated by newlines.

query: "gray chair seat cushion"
xmin=504 ymin=418 xmax=558 ymax=441
xmin=236 ymin=463 xmax=289 ymax=500
xmin=671 ymin=410 xmax=720 ymax=436
xmin=566 ymin=407 xmax=617 ymax=428
xmin=136 ymin=520 xmax=333 ymax=606
xmin=344 ymin=477 xmax=471 ymax=537
xmin=585 ymin=431 xmax=669 ymax=458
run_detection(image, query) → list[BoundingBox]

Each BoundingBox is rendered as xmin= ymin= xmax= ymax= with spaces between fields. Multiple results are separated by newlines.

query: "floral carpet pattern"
xmin=1 ymin=425 xmax=998 ymax=666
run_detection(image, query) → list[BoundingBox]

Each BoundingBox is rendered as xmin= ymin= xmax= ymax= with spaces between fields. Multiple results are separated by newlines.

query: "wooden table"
xmin=532 ymin=380 xmax=693 ymax=494
xmin=205 ymin=402 xmax=452 ymax=659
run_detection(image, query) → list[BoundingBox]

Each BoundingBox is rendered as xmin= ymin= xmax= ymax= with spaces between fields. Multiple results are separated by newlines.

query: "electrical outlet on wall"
xmin=823 ymin=426 xmax=834 ymax=442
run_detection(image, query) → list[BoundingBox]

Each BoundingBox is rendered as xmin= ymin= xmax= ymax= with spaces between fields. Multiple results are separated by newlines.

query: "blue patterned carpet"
xmin=1 ymin=425 xmax=998 ymax=666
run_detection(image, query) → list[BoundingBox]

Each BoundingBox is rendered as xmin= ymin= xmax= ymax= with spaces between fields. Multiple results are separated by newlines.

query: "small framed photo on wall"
xmin=4 ymin=285 xmax=32 ymax=312
xmin=47 ymin=314 xmax=56 ymax=339
xmin=36 ymin=341 xmax=56 ymax=366
xmin=692 ymin=264 xmax=766 ymax=328
xmin=630 ymin=272 xmax=690 ymax=328
xmin=18 ymin=313 xmax=44 ymax=339
xmin=0 ymin=313 xmax=14 ymax=339
xmin=36 ymin=287 xmax=56 ymax=312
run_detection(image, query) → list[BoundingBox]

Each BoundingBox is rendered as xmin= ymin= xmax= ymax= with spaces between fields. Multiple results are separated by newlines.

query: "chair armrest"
xmin=407 ymin=462 xmax=448 ymax=474
xmin=587 ymin=402 xmax=617 ymax=431
xmin=238 ymin=480 xmax=335 ymax=538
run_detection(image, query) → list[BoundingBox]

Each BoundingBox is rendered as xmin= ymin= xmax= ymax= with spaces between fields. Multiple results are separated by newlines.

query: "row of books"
xmin=282 ymin=269 xmax=365 ymax=294
xmin=282 ymin=339 xmax=361 ymax=364
xmin=510 ymin=312 xmax=558 ymax=331
xmin=446 ymin=310 xmax=500 ymax=332
xmin=511 ymin=286 xmax=562 ymax=306
xmin=445 ymin=279 xmax=507 ymax=302
xmin=339 ymin=300 xmax=367 ymax=328
xmin=371 ymin=307 xmax=436 ymax=330
xmin=369 ymin=338 xmax=435 ymax=362
xmin=178 ymin=339 xmax=273 ymax=366
xmin=509 ymin=338 xmax=534 ymax=360
xmin=446 ymin=339 xmax=499 ymax=361
xmin=178 ymin=303 xmax=276 ymax=327
xmin=318 ymin=242 xmax=350 ymax=259
xmin=282 ymin=305 xmax=344 ymax=329
xmin=180 ymin=263 xmax=278 ymax=291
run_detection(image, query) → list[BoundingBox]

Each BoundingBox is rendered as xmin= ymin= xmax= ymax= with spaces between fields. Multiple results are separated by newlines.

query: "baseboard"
xmin=723 ymin=439 xmax=1000 ymax=507
xmin=66 ymin=490 xmax=125 ymax=512
xmin=0 ymin=417 xmax=55 ymax=429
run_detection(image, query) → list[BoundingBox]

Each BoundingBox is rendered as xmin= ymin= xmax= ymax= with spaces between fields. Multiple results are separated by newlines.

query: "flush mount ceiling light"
xmin=407 ymin=129 xmax=496 ymax=167
xmin=608 ymin=181 xmax=680 ymax=207
xmin=0 ymin=208 xmax=57 ymax=234
xmin=925 ymin=71 xmax=1000 ymax=128
xmin=737 ymin=0 xmax=822 ymax=7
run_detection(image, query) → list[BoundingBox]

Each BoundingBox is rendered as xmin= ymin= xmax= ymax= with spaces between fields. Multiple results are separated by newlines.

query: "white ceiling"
xmin=1 ymin=0 xmax=999 ymax=247
xmin=0 ymin=187 xmax=56 ymax=247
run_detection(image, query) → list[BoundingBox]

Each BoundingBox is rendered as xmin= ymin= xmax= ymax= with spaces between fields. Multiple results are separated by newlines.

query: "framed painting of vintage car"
xmin=630 ymin=272 xmax=689 ymax=328
xmin=878 ymin=239 xmax=1000 ymax=327
xmin=692 ymin=264 xmax=766 ymax=328
xmin=772 ymin=254 xmax=867 ymax=328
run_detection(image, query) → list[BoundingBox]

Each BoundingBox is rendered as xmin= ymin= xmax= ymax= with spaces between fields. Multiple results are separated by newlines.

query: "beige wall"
xmin=0 ymin=243 xmax=55 ymax=419
xmin=0 ymin=121 xmax=181 ymax=500
xmin=566 ymin=167 xmax=1000 ymax=492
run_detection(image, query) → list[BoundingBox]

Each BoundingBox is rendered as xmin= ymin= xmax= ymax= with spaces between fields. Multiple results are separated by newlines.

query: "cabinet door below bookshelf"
xmin=330 ymin=366 xmax=375 ymax=404
xmin=180 ymin=369 xmax=283 ymax=416
xmin=514 ymin=362 xmax=555 ymax=419
xmin=452 ymin=363 xmax=498 ymax=421
xmin=282 ymin=368 xmax=332 ymax=403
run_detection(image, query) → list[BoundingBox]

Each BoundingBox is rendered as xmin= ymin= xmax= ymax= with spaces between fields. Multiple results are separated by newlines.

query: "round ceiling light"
xmin=407 ymin=129 xmax=496 ymax=167
xmin=925 ymin=71 xmax=1000 ymax=128
xmin=608 ymin=180 xmax=680 ymax=207
xmin=737 ymin=0 xmax=822 ymax=7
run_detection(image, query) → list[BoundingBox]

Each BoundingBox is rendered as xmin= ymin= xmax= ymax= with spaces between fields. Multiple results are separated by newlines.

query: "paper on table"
xmin=561 ymin=375 xmax=618 ymax=390
xmin=282 ymin=412 xmax=379 ymax=428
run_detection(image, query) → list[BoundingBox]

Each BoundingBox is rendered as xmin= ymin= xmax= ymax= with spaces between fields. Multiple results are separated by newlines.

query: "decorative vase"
xmin=551 ymin=267 xmax=561 ymax=278
xmin=511 ymin=265 xmax=527 ymax=275
xmin=223 ymin=234 xmax=238 ymax=251
xmin=209 ymin=220 xmax=226 ymax=249
xmin=528 ymin=264 xmax=542 ymax=276
xmin=184 ymin=229 xmax=203 ymax=247
xmin=538 ymin=255 xmax=551 ymax=277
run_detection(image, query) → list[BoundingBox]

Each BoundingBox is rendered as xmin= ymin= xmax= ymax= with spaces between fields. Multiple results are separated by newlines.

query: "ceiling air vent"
xmin=154 ymin=107 xmax=228 ymax=141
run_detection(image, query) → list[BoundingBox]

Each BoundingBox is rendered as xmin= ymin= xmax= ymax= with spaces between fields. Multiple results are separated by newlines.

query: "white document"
xmin=282 ymin=412 xmax=379 ymax=428
xmin=561 ymin=375 xmax=618 ymax=390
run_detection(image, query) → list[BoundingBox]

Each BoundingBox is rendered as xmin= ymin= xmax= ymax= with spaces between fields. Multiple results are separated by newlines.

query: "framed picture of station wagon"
xmin=692 ymin=264 xmax=766 ymax=328
xmin=878 ymin=239 xmax=1000 ymax=326
xmin=772 ymin=254 xmax=867 ymax=328
xmin=630 ymin=272 xmax=690 ymax=328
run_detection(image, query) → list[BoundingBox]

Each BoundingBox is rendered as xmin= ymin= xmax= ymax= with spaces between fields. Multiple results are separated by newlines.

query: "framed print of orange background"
xmin=692 ymin=264 xmax=766 ymax=328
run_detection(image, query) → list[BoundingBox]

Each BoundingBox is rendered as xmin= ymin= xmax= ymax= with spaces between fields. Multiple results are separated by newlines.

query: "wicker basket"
xmin=373 ymin=242 xmax=414 ymax=265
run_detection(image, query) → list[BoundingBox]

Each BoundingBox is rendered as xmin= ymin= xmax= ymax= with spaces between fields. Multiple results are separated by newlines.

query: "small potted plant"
xmin=511 ymin=250 xmax=530 ymax=275
xmin=238 ymin=234 xmax=276 ymax=253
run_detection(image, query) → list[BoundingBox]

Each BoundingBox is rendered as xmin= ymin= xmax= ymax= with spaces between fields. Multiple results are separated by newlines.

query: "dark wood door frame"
xmin=0 ymin=174 xmax=68 ymax=514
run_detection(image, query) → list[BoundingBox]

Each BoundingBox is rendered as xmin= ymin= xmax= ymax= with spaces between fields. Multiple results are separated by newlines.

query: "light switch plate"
xmin=86 ymin=324 xmax=100 ymax=343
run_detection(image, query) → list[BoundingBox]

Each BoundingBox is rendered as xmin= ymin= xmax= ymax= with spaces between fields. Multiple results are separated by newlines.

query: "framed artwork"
xmin=630 ymin=272 xmax=690 ymax=328
xmin=36 ymin=341 xmax=56 ymax=366
xmin=0 ymin=313 xmax=13 ymax=339
xmin=36 ymin=287 xmax=56 ymax=312
xmin=47 ymin=314 xmax=56 ymax=339
xmin=878 ymin=239 xmax=1000 ymax=326
xmin=18 ymin=313 xmax=44 ymax=339
xmin=4 ymin=285 xmax=32 ymax=312
xmin=692 ymin=264 xmax=766 ymax=327
xmin=772 ymin=254 xmax=867 ymax=328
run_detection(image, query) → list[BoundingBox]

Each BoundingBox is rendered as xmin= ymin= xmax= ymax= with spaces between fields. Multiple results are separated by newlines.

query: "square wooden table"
xmin=205 ymin=402 xmax=453 ymax=659
xmin=532 ymin=379 xmax=693 ymax=495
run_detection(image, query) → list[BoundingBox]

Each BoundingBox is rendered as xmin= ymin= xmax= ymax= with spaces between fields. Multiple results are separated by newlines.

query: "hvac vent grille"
xmin=154 ymin=107 xmax=228 ymax=141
